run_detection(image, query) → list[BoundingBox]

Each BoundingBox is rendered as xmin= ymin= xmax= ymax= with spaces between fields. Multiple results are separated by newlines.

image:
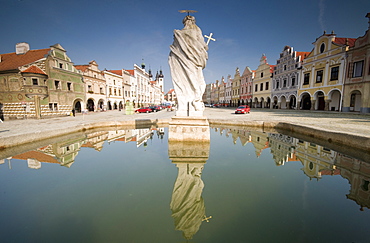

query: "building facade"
xmin=298 ymin=32 xmax=356 ymax=111
xmin=272 ymin=46 xmax=309 ymax=109
xmin=75 ymin=60 xmax=106 ymax=111
xmin=232 ymin=68 xmax=241 ymax=107
xmin=343 ymin=13 xmax=370 ymax=113
xmin=252 ymin=55 xmax=274 ymax=108
xmin=0 ymin=43 xmax=84 ymax=119
xmin=240 ymin=66 xmax=254 ymax=106
xmin=104 ymin=70 xmax=124 ymax=110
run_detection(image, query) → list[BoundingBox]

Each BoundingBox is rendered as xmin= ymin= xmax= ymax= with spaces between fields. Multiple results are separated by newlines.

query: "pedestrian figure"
xmin=72 ymin=109 xmax=75 ymax=117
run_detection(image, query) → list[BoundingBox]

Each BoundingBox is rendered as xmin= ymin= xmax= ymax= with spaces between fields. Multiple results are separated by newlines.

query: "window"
xmin=353 ymin=61 xmax=364 ymax=77
xmin=32 ymin=78 xmax=38 ymax=85
xmin=276 ymin=80 xmax=280 ymax=89
xmin=320 ymin=43 xmax=325 ymax=53
xmin=283 ymin=79 xmax=287 ymax=87
xmin=330 ymin=66 xmax=339 ymax=81
xmin=54 ymin=80 xmax=60 ymax=89
xmin=265 ymin=82 xmax=269 ymax=90
xmin=255 ymin=84 xmax=258 ymax=92
xmin=303 ymin=73 xmax=310 ymax=85
xmin=284 ymin=65 xmax=287 ymax=71
xmin=292 ymin=77 xmax=296 ymax=86
xmin=100 ymin=87 xmax=104 ymax=94
xmin=49 ymin=103 xmax=58 ymax=111
xmin=316 ymin=70 xmax=323 ymax=83
xmin=261 ymin=72 xmax=263 ymax=78
xmin=88 ymin=85 xmax=92 ymax=92
xmin=109 ymin=88 xmax=112 ymax=95
xmin=260 ymin=83 xmax=263 ymax=91
xmin=67 ymin=82 xmax=72 ymax=91
xmin=59 ymin=63 xmax=63 ymax=69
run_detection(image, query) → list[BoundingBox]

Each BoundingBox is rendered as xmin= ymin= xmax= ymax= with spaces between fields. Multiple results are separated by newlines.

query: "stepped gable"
xmin=0 ymin=48 xmax=50 ymax=72
xmin=21 ymin=65 xmax=47 ymax=75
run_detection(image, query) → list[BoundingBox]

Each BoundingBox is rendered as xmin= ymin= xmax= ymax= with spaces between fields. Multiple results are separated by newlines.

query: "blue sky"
xmin=1 ymin=0 xmax=369 ymax=91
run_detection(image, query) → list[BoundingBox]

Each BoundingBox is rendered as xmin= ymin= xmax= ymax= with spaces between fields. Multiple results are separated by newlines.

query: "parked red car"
xmin=235 ymin=105 xmax=251 ymax=114
xmin=135 ymin=107 xmax=152 ymax=113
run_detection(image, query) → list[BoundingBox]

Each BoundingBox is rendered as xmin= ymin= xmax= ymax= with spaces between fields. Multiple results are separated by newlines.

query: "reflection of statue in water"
xmin=170 ymin=163 xmax=205 ymax=240
xmin=168 ymin=14 xmax=208 ymax=117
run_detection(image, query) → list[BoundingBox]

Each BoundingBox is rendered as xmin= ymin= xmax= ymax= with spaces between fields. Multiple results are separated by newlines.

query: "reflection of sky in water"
xmin=0 ymin=127 xmax=369 ymax=242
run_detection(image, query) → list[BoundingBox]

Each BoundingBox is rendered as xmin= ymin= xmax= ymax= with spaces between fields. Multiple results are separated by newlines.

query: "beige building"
xmin=232 ymin=68 xmax=241 ymax=107
xmin=252 ymin=54 xmax=274 ymax=108
xmin=75 ymin=60 xmax=106 ymax=111
xmin=343 ymin=13 xmax=370 ymax=113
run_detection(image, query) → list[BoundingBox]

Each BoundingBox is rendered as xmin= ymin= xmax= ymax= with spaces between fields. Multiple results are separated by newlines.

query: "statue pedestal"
xmin=168 ymin=116 xmax=210 ymax=142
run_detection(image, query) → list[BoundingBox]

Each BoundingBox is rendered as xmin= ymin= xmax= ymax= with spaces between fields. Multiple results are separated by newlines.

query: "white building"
xmin=103 ymin=70 xmax=124 ymax=110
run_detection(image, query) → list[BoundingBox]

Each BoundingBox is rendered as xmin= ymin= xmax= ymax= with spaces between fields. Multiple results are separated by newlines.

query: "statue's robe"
xmin=169 ymin=22 xmax=208 ymax=115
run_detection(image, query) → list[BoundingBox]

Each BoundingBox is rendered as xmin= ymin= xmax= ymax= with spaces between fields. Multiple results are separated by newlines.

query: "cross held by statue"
xmin=204 ymin=33 xmax=216 ymax=45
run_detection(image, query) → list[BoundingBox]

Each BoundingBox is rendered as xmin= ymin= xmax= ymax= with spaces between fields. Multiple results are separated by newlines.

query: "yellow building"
xmin=252 ymin=55 xmax=274 ymax=108
xmin=298 ymin=31 xmax=356 ymax=111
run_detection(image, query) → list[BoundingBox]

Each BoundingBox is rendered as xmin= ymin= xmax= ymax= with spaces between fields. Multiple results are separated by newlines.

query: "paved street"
xmin=0 ymin=107 xmax=369 ymax=149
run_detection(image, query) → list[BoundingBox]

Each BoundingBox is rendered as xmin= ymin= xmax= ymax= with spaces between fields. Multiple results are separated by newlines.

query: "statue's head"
xmin=182 ymin=15 xmax=196 ymax=29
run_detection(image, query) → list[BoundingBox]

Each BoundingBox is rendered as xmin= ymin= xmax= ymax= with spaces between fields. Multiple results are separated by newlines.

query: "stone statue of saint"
xmin=168 ymin=15 xmax=208 ymax=117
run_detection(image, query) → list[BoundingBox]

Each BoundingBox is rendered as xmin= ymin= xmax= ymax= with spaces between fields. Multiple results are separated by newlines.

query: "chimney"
xmin=16 ymin=42 xmax=30 ymax=55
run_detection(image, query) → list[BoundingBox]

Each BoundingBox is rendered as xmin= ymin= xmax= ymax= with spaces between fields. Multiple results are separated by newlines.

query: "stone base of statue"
xmin=168 ymin=116 xmax=210 ymax=142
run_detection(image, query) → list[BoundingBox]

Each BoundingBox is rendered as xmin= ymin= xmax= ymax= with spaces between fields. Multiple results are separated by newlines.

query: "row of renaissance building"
xmin=203 ymin=13 xmax=370 ymax=113
xmin=0 ymin=43 xmax=165 ymax=120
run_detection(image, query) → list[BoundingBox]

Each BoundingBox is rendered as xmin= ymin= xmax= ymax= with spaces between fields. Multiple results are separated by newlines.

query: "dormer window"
xmin=32 ymin=78 xmax=38 ymax=85
xmin=320 ymin=43 xmax=325 ymax=53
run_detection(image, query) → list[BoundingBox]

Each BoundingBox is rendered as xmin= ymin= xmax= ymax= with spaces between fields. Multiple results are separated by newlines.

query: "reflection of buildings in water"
xmin=82 ymin=131 xmax=109 ymax=151
xmin=37 ymin=136 xmax=86 ymax=168
xmin=136 ymin=128 xmax=153 ymax=147
xmin=336 ymin=154 xmax=370 ymax=210
xmin=169 ymin=140 xmax=210 ymax=240
xmin=268 ymin=133 xmax=298 ymax=166
xmin=212 ymin=127 xmax=251 ymax=146
xmin=294 ymin=139 xmax=338 ymax=180
xmin=1 ymin=127 xmax=166 ymax=170
xmin=107 ymin=129 xmax=129 ymax=143
xmin=156 ymin=127 xmax=165 ymax=139
xmin=12 ymin=151 xmax=60 ymax=169
xmin=250 ymin=130 xmax=269 ymax=157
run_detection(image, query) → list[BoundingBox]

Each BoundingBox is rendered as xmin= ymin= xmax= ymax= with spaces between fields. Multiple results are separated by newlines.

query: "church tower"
xmin=157 ymin=69 xmax=164 ymax=93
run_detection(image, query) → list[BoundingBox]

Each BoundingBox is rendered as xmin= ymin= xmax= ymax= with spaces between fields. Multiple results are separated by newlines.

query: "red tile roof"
xmin=21 ymin=65 xmax=47 ymax=75
xmin=74 ymin=64 xmax=89 ymax=72
xmin=12 ymin=150 xmax=60 ymax=164
xmin=126 ymin=69 xmax=134 ymax=76
xmin=333 ymin=37 xmax=357 ymax=47
xmin=296 ymin=52 xmax=310 ymax=60
xmin=0 ymin=48 xmax=50 ymax=72
xmin=107 ymin=70 xmax=123 ymax=76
